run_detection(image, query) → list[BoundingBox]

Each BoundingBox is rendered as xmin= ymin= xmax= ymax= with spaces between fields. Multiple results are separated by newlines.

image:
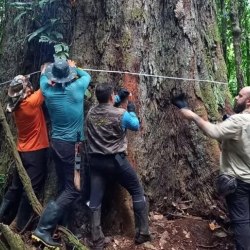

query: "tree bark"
xmin=70 ymin=0 xmax=228 ymax=217
xmin=0 ymin=0 xmax=229 ymax=239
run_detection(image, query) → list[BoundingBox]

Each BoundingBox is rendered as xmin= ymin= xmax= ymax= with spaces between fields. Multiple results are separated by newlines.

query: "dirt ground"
xmin=104 ymin=213 xmax=234 ymax=250
xmin=20 ymin=211 xmax=234 ymax=250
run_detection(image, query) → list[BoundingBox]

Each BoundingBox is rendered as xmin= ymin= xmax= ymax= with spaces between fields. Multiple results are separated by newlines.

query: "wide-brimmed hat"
xmin=45 ymin=59 xmax=77 ymax=84
xmin=8 ymin=75 xmax=26 ymax=98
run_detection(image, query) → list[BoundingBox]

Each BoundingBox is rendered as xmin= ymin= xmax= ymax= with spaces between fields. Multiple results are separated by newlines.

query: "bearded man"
xmin=172 ymin=87 xmax=250 ymax=250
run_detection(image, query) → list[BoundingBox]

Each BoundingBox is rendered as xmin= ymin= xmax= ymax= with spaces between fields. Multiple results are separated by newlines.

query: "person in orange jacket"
xmin=0 ymin=75 xmax=49 ymax=232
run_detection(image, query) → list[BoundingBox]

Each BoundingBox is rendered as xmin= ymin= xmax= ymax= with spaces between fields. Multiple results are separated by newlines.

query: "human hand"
xmin=68 ymin=59 xmax=76 ymax=67
xmin=127 ymin=101 xmax=136 ymax=112
xmin=118 ymin=88 xmax=130 ymax=101
xmin=171 ymin=93 xmax=188 ymax=109
xmin=74 ymin=170 xmax=81 ymax=191
xmin=114 ymin=88 xmax=130 ymax=107
xmin=222 ymin=114 xmax=230 ymax=121
xmin=40 ymin=62 xmax=51 ymax=74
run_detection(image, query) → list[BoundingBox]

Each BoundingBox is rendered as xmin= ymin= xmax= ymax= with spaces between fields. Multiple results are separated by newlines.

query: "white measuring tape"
xmin=0 ymin=71 xmax=41 ymax=86
xmin=84 ymin=68 xmax=228 ymax=85
xmin=0 ymin=68 xmax=228 ymax=87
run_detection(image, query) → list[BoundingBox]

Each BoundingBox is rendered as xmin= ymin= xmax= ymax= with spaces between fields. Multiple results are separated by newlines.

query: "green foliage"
xmin=9 ymin=0 xmax=69 ymax=59
xmin=0 ymin=0 xmax=5 ymax=41
xmin=216 ymin=0 xmax=250 ymax=96
xmin=54 ymin=43 xmax=69 ymax=60
xmin=0 ymin=174 xmax=6 ymax=197
xmin=0 ymin=174 xmax=4 ymax=184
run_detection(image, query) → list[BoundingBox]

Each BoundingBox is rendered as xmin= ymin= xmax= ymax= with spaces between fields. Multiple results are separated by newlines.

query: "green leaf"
xmin=54 ymin=43 xmax=69 ymax=54
xmin=54 ymin=51 xmax=69 ymax=60
xmin=27 ymin=23 xmax=50 ymax=42
xmin=60 ymin=43 xmax=69 ymax=52
xmin=50 ymin=18 xmax=58 ymax=25
xmin=39 ymin=0 xmax=57 ymax=8
xmin=51 ymin=31 xmax=63 ymax=40
xmin=39 ymin=0 xmax=49 ymax=8
xmin=14 ymin=11 xmax=27 ymax=25
xmin=84 ymin=89 xmax=92 ymax=98
xmin=39 ymin=35 xmax=54 ymax=43
xmin=9 ymin=2 xmax=32 ymax=7
xmin=9 ymin=2 xmax=33 ymax=10
xmin=54 ymin=44 xmax=63 ymax=53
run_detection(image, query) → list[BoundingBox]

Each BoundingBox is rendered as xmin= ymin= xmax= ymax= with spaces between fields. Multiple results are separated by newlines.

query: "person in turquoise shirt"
xmin=32 ymin=59 xmax=91 ymax=248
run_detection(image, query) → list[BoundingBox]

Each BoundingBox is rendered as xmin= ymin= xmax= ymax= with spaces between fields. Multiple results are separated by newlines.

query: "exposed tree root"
xmin=0 ymin=223 xmax=27 ymax=250
xmin=0 ymin=237 xmax=9 ymax=250
xmin=58 ymin=226 xmax=89 ymax=250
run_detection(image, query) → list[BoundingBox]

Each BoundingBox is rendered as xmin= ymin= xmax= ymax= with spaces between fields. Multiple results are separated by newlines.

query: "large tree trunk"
xmin=219 ymin=0 xmax=228 ymax=63
xmin=71 ymin=0 xmax=228 ymax=215
xmin=0 ymin=0 xmax=229 ymax=239
xmin=244 ymin=9 xmax=250 ymax=86
xmin=230 ymin=0 xmax=244 ymax=91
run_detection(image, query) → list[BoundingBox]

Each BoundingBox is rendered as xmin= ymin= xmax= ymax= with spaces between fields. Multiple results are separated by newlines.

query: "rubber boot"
xmin=0 ymin=198 xmax=18 ymax=225
xmin=16 ymin=195 xmax=34 ymax=232
xmin=32 ymin=201 xmax=63 ymax=248
xmin=134 ymin=206 xmax=151 ymax=244
xmin=58 ymin=206 xmax=71 ymax=228
xmin=90 ymin=206 xmax=105 ymax=250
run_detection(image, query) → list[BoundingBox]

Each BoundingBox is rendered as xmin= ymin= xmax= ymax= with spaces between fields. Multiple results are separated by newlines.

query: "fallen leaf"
xmin=159 ymin=231 xmax=169 ymax=249
xmin=183 ymin=229 xmax=191 ymax=238
xmin=172 ymin=228 xmax=178 ymax=235
xmin=114 ymin=239 xmax=119 ymax=245
xmin=209 ymin=221 xmax=221 ymax=231
xmin=153 ymin=214 xmax=164 ymax=220
xmin=214 ymin=230 xmax=228 ymax=238
xmin=144 ymin=242 xmax=157 ymax=249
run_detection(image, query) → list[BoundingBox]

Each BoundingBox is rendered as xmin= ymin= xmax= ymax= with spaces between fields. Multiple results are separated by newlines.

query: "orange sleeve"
xmin=28 ymin=89 xmax=44 ymax=107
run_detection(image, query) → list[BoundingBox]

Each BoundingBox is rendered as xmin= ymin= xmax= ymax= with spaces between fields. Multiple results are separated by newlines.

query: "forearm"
xmin=191 ymin=113 xmax=220 ymax=139
xmin=76 ymin=68 xmax=91 ymax=79
xmin=40 ymin=75 xmax=48 ymax=86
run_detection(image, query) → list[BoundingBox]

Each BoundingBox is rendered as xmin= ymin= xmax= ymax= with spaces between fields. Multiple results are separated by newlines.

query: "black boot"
xmin=0 ymin=198 xmax=18 ymax=225
xmin=134 ymin=206 xmax=151 ymax=244
xmin=58 ymin=205 xmax=71 ymax=228
xmin=32 ymin=201 xmax=63 ymax=248
xmin=16 ymin=195 xmax=34 ymax=232
xmin=90 ymin=206 xmax=104 ymax=250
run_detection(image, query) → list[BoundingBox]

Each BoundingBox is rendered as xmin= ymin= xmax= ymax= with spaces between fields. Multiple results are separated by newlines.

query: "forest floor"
xmin=20 ymin=211 xmax=234 ymax=250
xmin=104 ymin=212 xmax=234 ymax=250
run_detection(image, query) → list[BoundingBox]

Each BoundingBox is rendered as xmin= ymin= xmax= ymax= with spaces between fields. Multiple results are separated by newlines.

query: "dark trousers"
xmin=51 ymin=139 xmax=80 ymax=209
xmin=89 ymin=153 xmax=144 ymax=209
xmin=226 ymin=179 xmax=250 ymax=250
xmin=4 ymin=148 xmax=47 ymax=216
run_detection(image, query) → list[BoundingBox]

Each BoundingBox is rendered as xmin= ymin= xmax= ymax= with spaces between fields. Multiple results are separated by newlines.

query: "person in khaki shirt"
xmin=172 ymin=87 xmax=250 ymax=250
